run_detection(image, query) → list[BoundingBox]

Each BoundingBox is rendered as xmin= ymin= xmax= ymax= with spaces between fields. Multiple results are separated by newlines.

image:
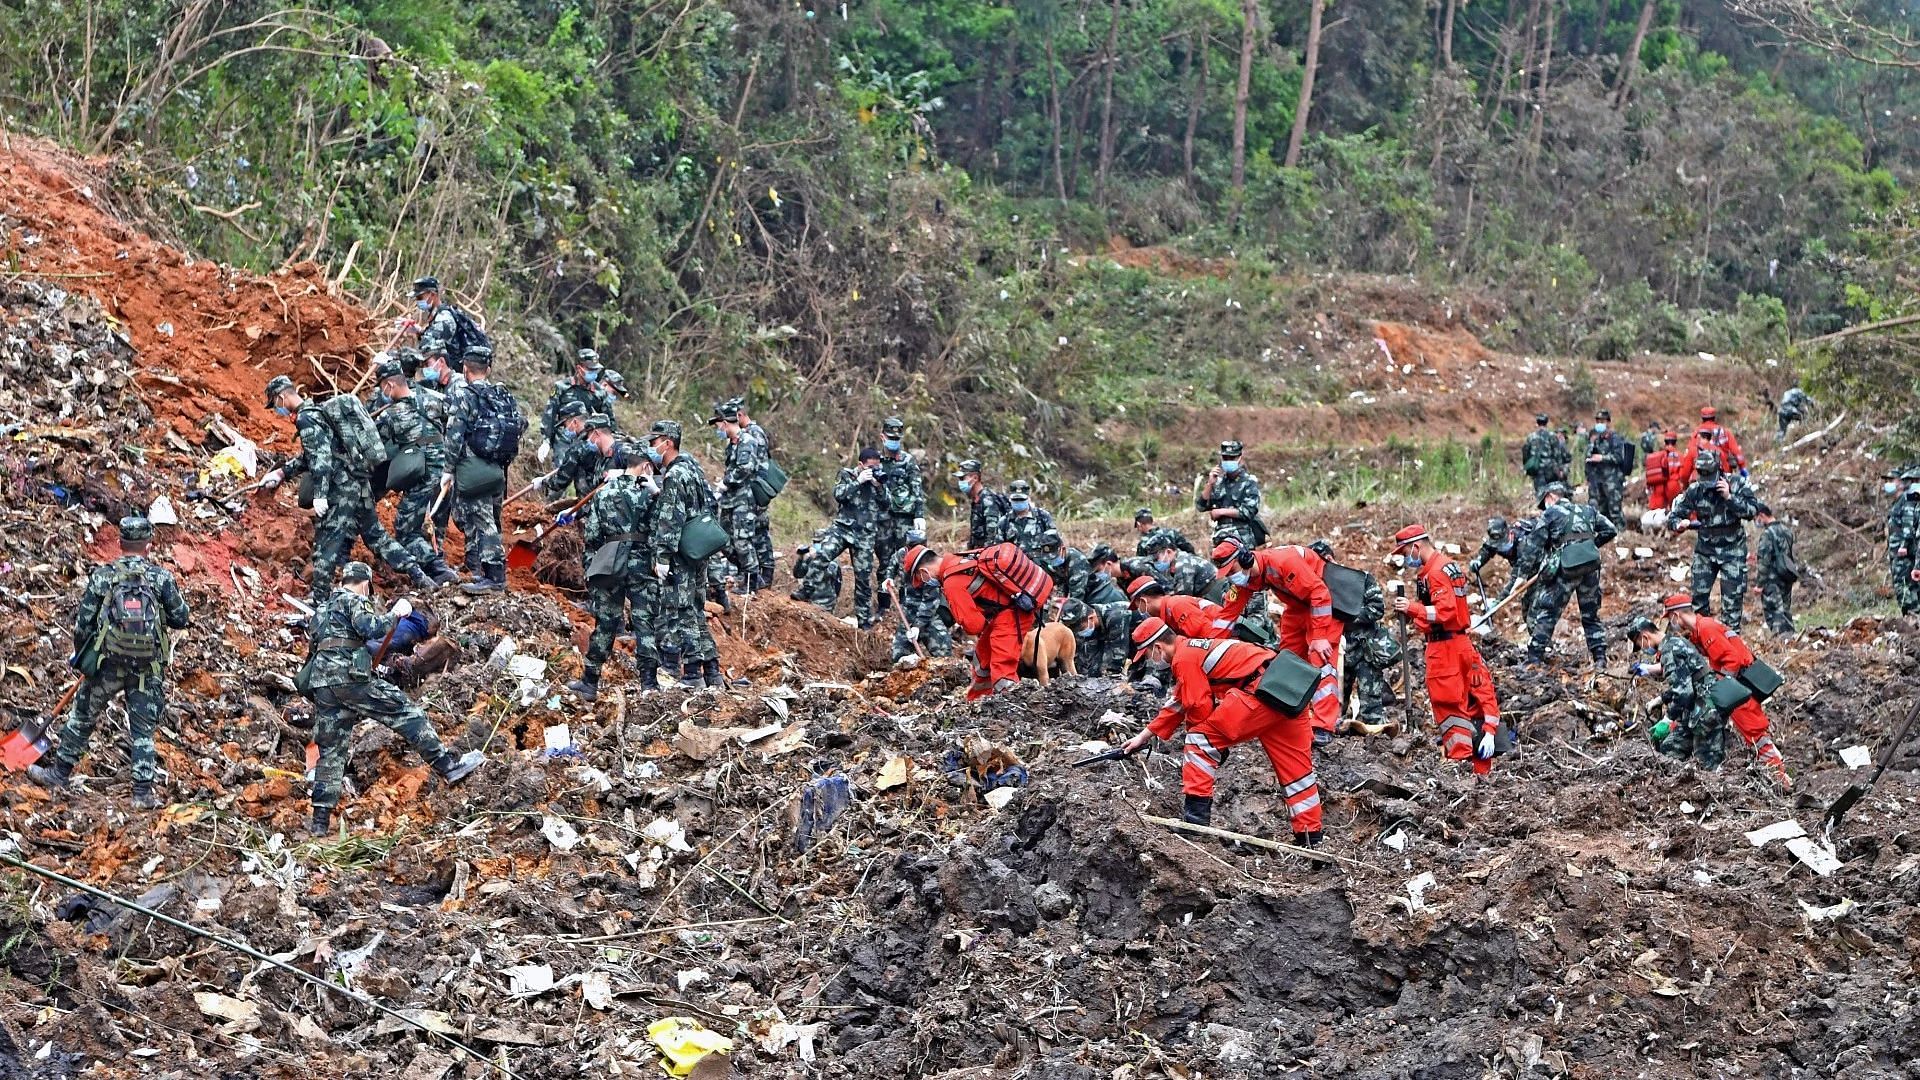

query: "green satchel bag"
xmin=679 ymin=513 xmax=729 ymax=562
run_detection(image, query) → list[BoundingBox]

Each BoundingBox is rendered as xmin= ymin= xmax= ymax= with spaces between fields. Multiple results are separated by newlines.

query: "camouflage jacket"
xmin=1671 ymin=475 xmax=1759 ymax=546
xmin=1195 ymin=471 xmax=1264 ymax=546
xmin=584 ymin=474 xmax=656 ymax=581
xmin=375 ymin=393 xmax=445 ymax=477
xmin=1048 ymin=547 xmax=1095 ymax=606
xmin=1522 ymin=502 xmax=1616 ymax=577
xmin=1757 ymin=521 xmax=1798 ymax=582
xmin=1655 ymin=633 xmax=1714 ymax=721
xmin=75 ymin=555 xmax=190 ymax=667
xmin=305 ymin=589 xmax=395 ymax=689
xmin=1638 ymin=426 xmax=1663 ymax=456
xmin=720 ymin=429 xmax=769 ymax=511
xmin=1165 ymin=550 xmax=1217 ymax=597
xmin=1581 ymin=430 xmax=1634 ymax=485
xmin=543 ymin=437 xmax=623 ymax=501
xmin=1523 ymin=428 xmax=1570 ymax=478
xmin=967 ymin=487 xmax=1012 ymax=550
xmin=1351 ymin=571 xmax=1388 ymax=629
xmin=541 ymin=381 xmax=619 ymax=443
xmin=832 ymin=466 xmax=888 ymax=536
xmin=877 ymin=451 xmax=925 ymax=520
xmin=1888 ymin=494 xmax=1920 ymax=557
xmin=650 ymin=452 xmax=713 ymax=567
xmin=279 ymin=400 xmax=368 ymax=504
xmin=1135 ymin=526 xmax=1197 ymax=559
xmin=416 ymin=305 xmax=462 ymax=362
xmin=999 ymin=508 xmax=1058 ymax=557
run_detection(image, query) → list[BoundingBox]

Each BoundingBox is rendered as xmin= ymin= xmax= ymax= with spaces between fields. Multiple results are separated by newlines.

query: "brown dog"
xmin=1019 ymin=620 xmax=1078 ymax=683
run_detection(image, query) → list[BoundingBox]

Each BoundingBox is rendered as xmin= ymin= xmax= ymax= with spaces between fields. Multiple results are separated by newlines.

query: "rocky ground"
xmin=0 ymin=135 xmax=1916 ymax=1080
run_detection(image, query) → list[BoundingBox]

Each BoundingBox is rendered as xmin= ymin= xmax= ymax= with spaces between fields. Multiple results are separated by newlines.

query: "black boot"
xmin=704 ymin=659 xmax=725 ymax=688
xmin=428 ymin=557 xmax=462 ymax=586
xmin=26 ymin=757 xmax=72 ymax=790
xmin=305 ymin=805 xmax=333 ymax=838
xmin=408 ymin=566 xmax=437 ymax=591
xmin=435 ymin=750 xmax=484 ymax=784
xmin=637 ymin=659 xmax=661 ymax=692
xmin=565 ymin=671 xmax=600 ymax=702
xmin=1293 ymin=830 xmax=1323 ymax=848
xmin=683 ymin=658 xmax=706 ymax=686
xmin=1181 ymin=794 xmax=1213 ymax=827
xmin=130 ymin=783 xmax=161 ymax=811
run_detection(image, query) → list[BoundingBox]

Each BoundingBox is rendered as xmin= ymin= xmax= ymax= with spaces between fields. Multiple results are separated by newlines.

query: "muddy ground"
xmin=1 ymin=134 xmax=1917 ymax=1080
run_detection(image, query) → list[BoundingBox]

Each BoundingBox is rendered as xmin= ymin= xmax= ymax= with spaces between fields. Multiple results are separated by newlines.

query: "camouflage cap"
xmin=584 ymin=413 xmax=615 ymax=432
xmin=463 ymin=346 xmax=494 ymax=367
xmin=858 ymin=446 xmax=881 ymax=463
xmin=1219 ymin=440 xmax=1244 ymax=458
xmin=646 ymin=419 xmax=683 ymax=444
xmin=882 ymin=416 xmax=906 ymax=435
xmin=1904 ymin=466 xmax=1920 ymax=481
xmin=118 ymin=516 xmax=153 ymax=542
xmin=723 ymin=396 xmax=746 ymax=413
xmin=1088 ymin=543 xmax=1118 ymax=565
xmin=576 ymin=348 xmax=602 ymax=369
xmin=1486 ymin=515 xmax=1509 ymax=539
xmin=557 ymin=400 xmax=589 ymax=420
xmin=707 ymin=400 xmax=740 ymax=424
xmin=1133 ymin=507 xmax=1155 ymax=523
xmin=1694 ymin=449 xmax=1721 ymax=472
xmin=341 ymin=561 xmax=374 ymax=583
xmin=1537 ymin=481 xmax=1570 ymax=508
xmin=411 ymin=276 xmax=441 ymax=295
xmin=1308 ymin=539 xmax=1336 ymax=562
xmin=264 ymin=374 xmax=296 ymax=405
xmin=375 ymin=358 xmax=407 ymax=382
xmin=1059 ymin=598 xmax=1090 ymax=626
xmin=1624 ymin=615 xmax=1658 ymax=642
xmin=1008 ymin=479 xmax=1032 ymax=495
xmin=955 ymin=458 xmax=983 ymax=475
xmin=1037 ymin=529 xmax=1064 ymax=550
xmin=1534 ymin=413 xmax=1550 ymax=425
xmin=394 ymin=347 xmax=426 ymax=375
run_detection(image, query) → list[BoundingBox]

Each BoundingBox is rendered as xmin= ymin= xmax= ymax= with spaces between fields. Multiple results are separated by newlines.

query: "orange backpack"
xmin=957 ymin=541 xmax=1055 ymax=610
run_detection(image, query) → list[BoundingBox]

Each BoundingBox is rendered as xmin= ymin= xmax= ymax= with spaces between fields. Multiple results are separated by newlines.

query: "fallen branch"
xmin=1796 ymin=314 xmax=1920 ymax=348
xmin=1787 ymin=409 xmax=1847 ymax=451
xmin=1139 ymin=812 xmax=1362 ymax=867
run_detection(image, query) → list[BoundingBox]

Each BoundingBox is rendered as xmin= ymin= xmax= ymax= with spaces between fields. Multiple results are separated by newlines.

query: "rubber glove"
xmin=312 ymin=496 xmax=329 ymax=517
xmin=536 ymin=440 xmax=551 ymax=463
xmin=259 ymin=468 xmax=284 ymax=489
xmin=390 ymin=599 xmax=412 ymax=619
xmin=1476 ymin=722 xmax=1498 ymax=760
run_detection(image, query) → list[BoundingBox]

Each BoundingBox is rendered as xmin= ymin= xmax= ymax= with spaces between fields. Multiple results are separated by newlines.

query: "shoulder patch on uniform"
xmin=1441 ymin=561 xmax=1464 ymax=578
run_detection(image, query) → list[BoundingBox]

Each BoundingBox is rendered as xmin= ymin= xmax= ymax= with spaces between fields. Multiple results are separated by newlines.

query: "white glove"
xmin=390 ymin=599 xmax=412 ymax=619
xmin=906 ymin=627 xmax=921 ymax=643
xmin=1476 ymin=729 xmax=1496 ymax=760
xmin=642 ymin=476 xmax=660 ymax=495
xmin=311 ymin=496 xmax=329 ymax=517
xmin=260 ymin=468 xmax=284 ymax=489
xmin=537 ymin=440 xmax=552 ymax=463
xmin=653 ymin=563 xmax=670 ymax=580
xmin=858 ymin=468 xmax=874 ymax=484
xmin=912 ymin=517 xmax=926 ymax=534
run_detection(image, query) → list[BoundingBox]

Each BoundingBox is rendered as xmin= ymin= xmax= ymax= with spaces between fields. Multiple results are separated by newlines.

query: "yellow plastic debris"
xmin=646 ymin=1016 xmax=734 ymax=1076
xmin=198 ymin=446 xmax=254 ymax=485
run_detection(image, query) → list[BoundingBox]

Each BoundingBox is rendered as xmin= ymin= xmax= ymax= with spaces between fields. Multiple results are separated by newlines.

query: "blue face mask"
xmin=1886 ymin=482 xmax=1901 ymax=495
xmin=1228 ymin=571 xmax=1250 ymax=587
xmin=1220 ymin=460 xmax=1240 ymax=474
xmin=583 ymin=370 xmax=600 ymax=383
xmin=1154 ymin=557 xmax=1173 ymax=572
xmin=645 ymin=447 xmax=664 ymax=466
xmin=418 ymin=368 xmax=440 ymax=386
xmin=1593 ymin=423 xmax=1608 ymax=433
xmin=1078 ymin=626 xmax=1097 ymax=639
xmin=1011 ymin=496 xmax=1030 ymax=509
xmin=713 ymin=426 xmax=728 ymax=441
xmin=1404 ymin=553 xmax=1425 ymax=569
xmin=416 ymin=299 xmax=431 ymax=312
xmin=273 ymin=406 xmax=290 ymax=417
xmin=883 ymin=438 xmax=902 ymax=452
xmin=1094 ymin=570 xmax=1112 ymax=582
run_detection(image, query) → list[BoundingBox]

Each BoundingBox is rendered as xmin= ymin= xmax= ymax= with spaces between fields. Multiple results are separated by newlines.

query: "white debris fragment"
xmin=541 ymin=815 xmax=581 ymax=852
xmin=1406 ymin=871 xmax=1436 ymax=912
xmin=1786 ymin=837 xmax=1843 ymax=877
xmin=1745 ymin=820 xmax=1806 ymax=847
xmin=506 ymin=964 xmax=556 ymax=996
xmin=1838 ymin=746 xmax=1872 ymax=770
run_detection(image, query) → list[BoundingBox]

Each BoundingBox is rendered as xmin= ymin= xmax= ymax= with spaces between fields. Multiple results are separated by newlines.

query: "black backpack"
xmin=96 ymin=566 xmax=166 ymax=662
xmin=463 ymin=382 xmax=527 ymax=466
xmin=447 ymin=306 xmax=492 ymax=361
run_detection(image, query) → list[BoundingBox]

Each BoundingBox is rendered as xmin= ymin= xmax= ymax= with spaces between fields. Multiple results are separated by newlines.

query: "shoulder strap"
xmin=1200 ymin=639 xmax=1239 ymax=675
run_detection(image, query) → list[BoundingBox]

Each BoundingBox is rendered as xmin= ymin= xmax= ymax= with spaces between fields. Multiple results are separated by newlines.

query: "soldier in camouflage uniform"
xmin=893 ymin=527 xmax=955 ymax=662
xmin=1888 ymin=468 xmax=1920 ymax=615
xmin=1466 ymin=515 xmax=1536 ymax=603
xmin=998 ymin=481 xmax=1057 ymax=558
xmin=566 ymin=456 xmax=661 ymax=700
xmin=1523 ymin=482 xmax=1617 ymax=666
xmin=298 ymin=561 xmax=481 ymax=835
xmin=644 ymin=420 xmax=724 ymax=687
xmin=1626 ymin=615 xmax=1725 ymax=768
xmin=1080 ymin=544 xmax=1134 ymax=676
xmin=1775 ymin=387 xmax=1812 ymax=440
xmin=1150 ymin=538 xmax=1222 ymax=598
xmin=873 ymin=417 xmax=924 ymax=612
xmin=1194 ymin=440 xmax=1265 ymax=549
xmin=726 ymin=398 xmax=778 ymax=582
xmin=442 ymin=351 xmax=524 ymax=594
xmin=1579 ymin=408 xmax=1634 ymax=533
xmin=1753 ymin=507 xmax=1799 ymax=635
xmin=1133 ymin=508 xmax=1196 ymax=558
xmin=710 ymin=400 xmax=769 ymax=593
xmin=799 ymin=448 xmax=884 ymax=626
xmin=260 ymin=375 xmax=436 ymax=600
xmin=1037 ymin=530 xmax=1094 ymax=608
xmin=1522 ymin=413 xmax=1571 ymax=496
xmin=538 ymin=402 xmax=597 ymax=500
xmin=1307 ymin=540 xmax=1400 ymax=730
xmin=1638 ymin=422 xmax=1664 ymax=458
xmin=373 ymin=361 xmax=461 ymax=585
xmin=952 ymin=459 xmax=1010 ymax=550
xmin=27 ymin=517 xmax=190 ymax=809
xmin=395 ymin=349 xmax=458 ymax=545
xmin=791 ymin=530 xmax=843 ymax=612
xmin=1668 ymin=450 xmax=1760 ymax=631
xmin=539 ymin=349 xmax=619 ymax=457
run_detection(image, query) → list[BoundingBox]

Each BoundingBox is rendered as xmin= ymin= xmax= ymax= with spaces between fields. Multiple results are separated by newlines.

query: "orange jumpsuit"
xmin=1686 ymin=616 xmax=1785 ymax=772
xmin=1147 ymin=637 xmax=1321 ymax=833
xmin=1644 ymin=447 xmax=1683 ymax=511
xmin=1674 ymin=422 xmax=1748 ymax=488
xmin=1216 ymin=545 xmax=1343 ymax=733
xmin=937 ymin=554 xmax=1035 ymax=700
xmin=1405 ymin=555 xmax=1502 ymax=774
xmin=1158 ymin=595 xmax=1235 ymax=641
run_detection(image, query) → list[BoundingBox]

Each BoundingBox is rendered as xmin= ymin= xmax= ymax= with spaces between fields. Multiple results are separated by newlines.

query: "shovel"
xmin=1 ymin=680 xmax=79 ymax=772
xmin=506 ymin=482 xmax=604 ymax=570
xmin=1825 ymin=696 xmax=1920 ymax=829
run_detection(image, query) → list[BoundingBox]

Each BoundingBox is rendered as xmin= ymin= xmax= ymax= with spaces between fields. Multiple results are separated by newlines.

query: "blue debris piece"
xmin=795 ymin=774 xmax=851 ymax=852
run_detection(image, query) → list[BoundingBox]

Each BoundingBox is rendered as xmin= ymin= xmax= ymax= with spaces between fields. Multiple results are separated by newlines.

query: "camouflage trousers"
xmin=792 ymin=557 xmax=844 ymax=611
xmin=393 ymin=472 xmax=444 ymax=567
xmin=892 ymin=580 xmax=954 ymax=661
xmin=1758 ymin=573 xmax=1795 ymax=635
xmin=586 ymin=569 xmax=659 ymax=676
xmin=1528 ymin=569 xmax=1608 ymax=662
xmin=803 ymin=524 xmax=877 ymax=626
xmin=1690 ymin=541 xmax=1748 ymax=633
xmin=722 ymin=499 xmax=765 ymax=587
xmin=1892 ymin=556 xmax=1920 ymax=614
xmin=1590 ymin=475 xmax=1625 ymax=533
xmin=874 ymin=518 xmax=916 ymax=613
xmin=656 ymin=557 xmax=718 ymax=663
xmin=1343 ymin=623 xmax=1403 ymax=725
xmin=754 ymin=518 xmax=775 ymax=590
xmin=53 ymin=662 xmax=167 ymax=783
xmin=1657 ymin=697 xmax=1727 ymax=770
xmin=453 ymin=491 xmax=505 ymax=576
xmin=314 ymin=487 xmax=420 ymax=596
xmin=310 ymin=678 xmax=449 ymax=810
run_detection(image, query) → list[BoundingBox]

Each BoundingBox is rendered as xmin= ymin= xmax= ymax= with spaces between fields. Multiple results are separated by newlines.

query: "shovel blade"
xmin=506 ymin=540 xmax=540 ymax=570
xmin=1823 ymin=784 xmax=1868 ymax=827
xmin=0 ymin=723 xmax=51 ymax=772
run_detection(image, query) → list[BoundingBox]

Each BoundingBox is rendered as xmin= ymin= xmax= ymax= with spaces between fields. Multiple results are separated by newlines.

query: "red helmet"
xmin=1700 ymin=406 xmax=1717 ymax=421
xmin=1130 ymin=616 xmax=1172 ymax=661
xmin=901 ymin=545 xmax=937 ymax=579
xmin=1392 ymin=525 xmax=1428 ymax=551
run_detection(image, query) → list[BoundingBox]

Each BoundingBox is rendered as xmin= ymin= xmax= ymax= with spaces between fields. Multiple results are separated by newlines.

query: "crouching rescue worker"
xmin=1119 ymin=619 xmax=1323 ymax=846
xmin=1211 ymin=538 xmax=1342 ymax=743
xmin=299 ymin=561 xmax=483 ymax=835
xmin=1623 ymin=615 xmax=1725 ymax=768
xmin=1659 ymin=594 xmax=1790 ymax=788
xmin=1391 ymin=526 xmax=1504 ymax=776
xmin=27 ymin=516 xmax=190 ymax=809
xmin=903 ymin=541 xmax=1052 ymax=699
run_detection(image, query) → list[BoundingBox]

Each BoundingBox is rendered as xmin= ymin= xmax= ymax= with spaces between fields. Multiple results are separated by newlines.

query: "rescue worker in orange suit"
xmin=1119 ymin=618 xmax=1323 ymax=846
xmin=1126 ymin=576 xmax=1234 ymax=640
xmin=1390 ymin=525 xmax=1504 ymax=776
xmin=1209 ymin=538 xmax=1342 ymax=745
xmin=1644 ymin=431 xmax=1684 ymax=514
xmin=1660 ymin=594 xmax=1790 ymax=788
xmin=903 ymin=544 xmax=1035 ymax=701
xmin=1675 ymin=405 xmax=1749 ymax=488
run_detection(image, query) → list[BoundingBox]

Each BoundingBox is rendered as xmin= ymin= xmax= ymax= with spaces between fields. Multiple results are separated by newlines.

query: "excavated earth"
xmin=0 ymin=135 xmax=1916 ymax=1080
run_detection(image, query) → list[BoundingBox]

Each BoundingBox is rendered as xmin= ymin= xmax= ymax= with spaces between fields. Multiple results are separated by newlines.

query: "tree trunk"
xmin=1283 ymin=0 xmax=1327 ymax=168
xmin=1441 ymin=0 xmax=1458 ymax=67
xmin=1231 ymin=0 xmax=1257 ymax=198
xmin=1047 ymin=28 xmax=1067 ymax=203
xmin=1528 ymin=0 xmax=1556 ymax=160
xmin=1184 ymin=36 xmax=1209 ymax=187
xmin=1612 ymin=0 xmax=1656 ymax=107
xmin=1093 ymin=0 xmax=1123 ymax=206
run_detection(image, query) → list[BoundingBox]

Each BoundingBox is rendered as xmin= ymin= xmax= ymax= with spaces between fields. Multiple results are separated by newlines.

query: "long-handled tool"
xmin=0 ymin=680 xmax=80 ymax=772
xmin=882 ymin=578 xmax=926 ymax=657
xmin=1393 ymin=582 xmax=1414 ymax=737
xmin=1071 ymin=745 xmax=1139 ymax=768
xmin=1469 ymin=574 xmax=1536 ymax=632
xmin=1825 ymin=696 xmax=1920 ymax=829
xmin=507 ymin=482 xmax=603 ymax=570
